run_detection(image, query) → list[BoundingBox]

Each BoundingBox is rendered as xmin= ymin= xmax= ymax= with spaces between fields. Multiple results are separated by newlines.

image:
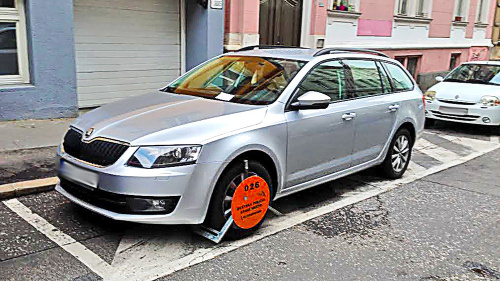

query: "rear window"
xmin=383 ymin=62 xmax=414 ymax=92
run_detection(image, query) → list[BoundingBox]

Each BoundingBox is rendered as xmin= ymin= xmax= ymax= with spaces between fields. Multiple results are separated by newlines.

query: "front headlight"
xmin=480 ymin=95 xmax=500 ymax=106
xmin=127 ymin=145 xmax=202 ymax=168
xmin=424 ymin=91 xmax=436 ymax=101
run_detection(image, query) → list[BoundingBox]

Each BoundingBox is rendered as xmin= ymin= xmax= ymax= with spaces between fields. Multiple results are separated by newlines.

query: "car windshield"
xmin=444 ymin=64 xmax=500 ymax=85
xmin=163 ymin=56 xmax=307 ymax=105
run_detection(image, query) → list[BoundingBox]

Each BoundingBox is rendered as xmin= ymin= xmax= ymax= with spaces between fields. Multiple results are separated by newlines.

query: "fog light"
xmin=126 ymin=197 xmax=180 ymax=214
xmin=482 ymin=117 xmax=491 ymax=123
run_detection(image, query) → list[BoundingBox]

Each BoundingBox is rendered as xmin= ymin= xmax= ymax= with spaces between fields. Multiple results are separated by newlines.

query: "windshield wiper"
xmin=443 ymin=78 xmax=462 ymax=82
xmin=161 ymin=86 xmax=176 ymax=93
xmin=464 ymin=79 xmax=489 ymax=84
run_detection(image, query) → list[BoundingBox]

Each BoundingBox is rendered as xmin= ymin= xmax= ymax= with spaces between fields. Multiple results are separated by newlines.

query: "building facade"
xmin=224 ymin=0 xmax=496 ymax=91
xmin=489 ymin=0 xmax=500 ymax=59
xmin=0 ymin=0 xmax=224 ymax=121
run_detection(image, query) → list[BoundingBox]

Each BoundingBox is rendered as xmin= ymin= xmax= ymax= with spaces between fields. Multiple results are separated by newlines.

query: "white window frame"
xmin=476 ymin=0 xmax=490 ymax=24
xmin=394 ymin=0 xmax=433 ymax=18
xmin=453 ymin=0 xmax=470 ymax=21
xmin=0 ymin=0 xmax=29 ymax=85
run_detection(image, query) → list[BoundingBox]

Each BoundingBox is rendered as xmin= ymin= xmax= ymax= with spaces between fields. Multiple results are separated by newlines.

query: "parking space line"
xmin=407 ymin=161 xmax=427 ymax=173
xmin=491 ymin=136 xmax=500 ymax=143
xmin=415 ymin=138 xmax=461 ymax=163
xmin=431 ymin=133 xmax=497 ymax=151
xmin=3 ymin=199 xmax=114 ymax=280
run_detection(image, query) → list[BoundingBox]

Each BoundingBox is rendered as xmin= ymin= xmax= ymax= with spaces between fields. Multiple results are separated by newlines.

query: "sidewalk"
xmin=0 ymin=118 xmax=73 ymax=152
xmin=0 ymin=118 xmax=74 ymax=198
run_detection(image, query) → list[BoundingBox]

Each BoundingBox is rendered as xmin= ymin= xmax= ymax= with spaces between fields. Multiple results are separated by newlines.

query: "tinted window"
xmin=296 ymin=60 xmax=347 ymax=102
xmin=344 ymin=60 xmax=383 ymax=97
xmin=384 ymin=63 xmax=413 ymax=91
xmin=377 ymin=62 xmax=392 ymax=93
xmin=0 ymin=0 xmax=14 ymax=8
xmin=166 ymin=56 xmax=306 ymax=105
xmin=0 ymin=22 xmax=18 ymax=75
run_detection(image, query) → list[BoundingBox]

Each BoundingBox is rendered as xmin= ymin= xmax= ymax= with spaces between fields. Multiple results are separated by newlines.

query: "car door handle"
xmin=342 ymin=113 xmax=356 ymax=121
xmin=389 ymin=104 xmax=400 ymax=112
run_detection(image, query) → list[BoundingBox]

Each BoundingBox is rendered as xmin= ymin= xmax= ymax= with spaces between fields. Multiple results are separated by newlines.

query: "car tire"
xmin=424 ymin=118 xmax=436 ymax=127
xmin=205 ymin=160 xmax=273 ymax=239
xmin=380 ymin=128 xmax=413 ymax=179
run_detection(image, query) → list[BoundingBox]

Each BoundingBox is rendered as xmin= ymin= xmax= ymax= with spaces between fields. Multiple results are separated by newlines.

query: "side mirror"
xmin=435 ymin=76 xmax=444 ymax=82
xmin=290 ymin=91 xmax=331 ymax=110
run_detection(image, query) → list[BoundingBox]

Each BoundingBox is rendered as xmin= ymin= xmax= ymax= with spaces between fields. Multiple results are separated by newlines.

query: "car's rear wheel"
xmin=380 ymin=128 xmax=412 ymax=179
xmin=206 ymin=160 xmax=273 ymax=239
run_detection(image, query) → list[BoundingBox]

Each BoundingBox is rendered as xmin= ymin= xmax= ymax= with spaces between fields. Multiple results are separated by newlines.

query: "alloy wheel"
xmin=391 ymin=135 xmax=410 ymax=173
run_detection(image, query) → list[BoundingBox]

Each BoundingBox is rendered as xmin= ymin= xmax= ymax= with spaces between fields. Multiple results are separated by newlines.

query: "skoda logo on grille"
xmin=85 ymin=127 xmax=94 ymax=137
xmin=455 ymin=95 xmax=459 ymax=99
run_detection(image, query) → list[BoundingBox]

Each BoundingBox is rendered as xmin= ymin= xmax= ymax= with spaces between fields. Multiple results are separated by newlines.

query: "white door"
xmin=74 ymin=0 xmax=181 ymax=107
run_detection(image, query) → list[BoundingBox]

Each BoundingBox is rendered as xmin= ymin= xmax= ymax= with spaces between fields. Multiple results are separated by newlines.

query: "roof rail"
xmin=313 ymin=48 xmax=389 ymax=58
xmin=236 ymin=45 xmax=309 ymax=52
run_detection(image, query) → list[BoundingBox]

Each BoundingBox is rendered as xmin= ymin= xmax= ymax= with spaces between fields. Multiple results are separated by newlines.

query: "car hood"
xmin=72 ymin=92 xmax=267 ymax=145
xmin=429 ymin=81 xmax=500 ymax=102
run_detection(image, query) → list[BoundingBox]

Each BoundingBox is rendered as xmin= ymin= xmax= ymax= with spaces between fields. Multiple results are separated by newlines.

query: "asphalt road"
xmin=0 ymin=121 xmax=499 ymax=281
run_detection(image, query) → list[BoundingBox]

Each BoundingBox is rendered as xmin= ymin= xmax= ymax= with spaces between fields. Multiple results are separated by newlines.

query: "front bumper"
xmin=425 ymin=100 xmax=500 ymax=126
xmin=56 ymin=147 xmax=222 ymax=225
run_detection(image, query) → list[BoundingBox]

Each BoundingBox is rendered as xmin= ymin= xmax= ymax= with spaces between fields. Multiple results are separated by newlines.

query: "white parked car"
xmin=425 ymin=61 xmax=500 ymax=127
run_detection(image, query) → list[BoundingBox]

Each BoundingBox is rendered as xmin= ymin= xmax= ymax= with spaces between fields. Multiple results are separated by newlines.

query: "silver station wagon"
xmin=56 ymin=46 xmax=425 ymax=238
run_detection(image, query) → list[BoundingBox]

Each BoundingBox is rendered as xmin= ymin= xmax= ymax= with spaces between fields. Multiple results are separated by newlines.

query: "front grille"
xmin=59 ymin=178 xmax=180 ymax=214
xmin=437 ymin=99 xmax=476 ymax=105
xmin=63 ymin=128 xmax=129 ymax=166
xmin=430 ymin=110 xmax=480 ymax=121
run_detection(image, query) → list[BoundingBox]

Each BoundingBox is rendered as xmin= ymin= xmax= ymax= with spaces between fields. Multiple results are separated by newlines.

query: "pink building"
xmin=224 ymin=0 xmax=496 ymax=90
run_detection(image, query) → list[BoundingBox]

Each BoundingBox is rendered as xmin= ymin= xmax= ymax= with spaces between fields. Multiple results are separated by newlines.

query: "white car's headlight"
xmin=424 ymin=91 xmax=436 ymax=101
xmin=127 ymin=145 xmax=202 ymax=168
xmin=480 ymin=95 xmax=500 ymax=106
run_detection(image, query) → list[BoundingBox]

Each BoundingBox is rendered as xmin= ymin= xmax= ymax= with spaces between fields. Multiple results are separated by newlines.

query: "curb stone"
xmin=0 ymin=177 xmax=58 ymax=199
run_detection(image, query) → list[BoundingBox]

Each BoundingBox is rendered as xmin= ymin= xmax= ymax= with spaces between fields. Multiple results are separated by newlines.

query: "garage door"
xmin=74 ymin=0 xmax=181 ymax=107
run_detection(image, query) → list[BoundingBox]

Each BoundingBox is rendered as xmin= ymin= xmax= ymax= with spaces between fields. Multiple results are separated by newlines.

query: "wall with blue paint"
xmin=186 ymin=0 xmax=225 ymax=71
xmin=0 ymin=0 xmax=78 ymax=121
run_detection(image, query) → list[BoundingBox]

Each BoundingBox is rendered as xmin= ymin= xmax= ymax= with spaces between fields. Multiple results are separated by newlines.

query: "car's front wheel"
xmin=380 ymin=128 xmax=413 ymax=179
xmin=205 ymin=160 xmax=273 ymax=239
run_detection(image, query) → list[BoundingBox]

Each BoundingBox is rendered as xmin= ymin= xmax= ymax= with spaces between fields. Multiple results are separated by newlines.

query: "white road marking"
xmin=415 ymin=138 xmax=461 ymax=163
xmin=407 ymin=161 xmax=427 ymax=173
xmin=3 ymin=199 xmax=114 ymax=280
xmin=491 ymin=136 xmax=500 ymax=143
xmin=425 ymin=131 xmax=495 ymax=151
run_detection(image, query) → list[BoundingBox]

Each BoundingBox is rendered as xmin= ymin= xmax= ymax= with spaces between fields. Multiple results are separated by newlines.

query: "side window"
xmin=384 ymin=62 xmax=414 ymax=92
xmin=343 ymin=60 xmax=384 ymax=98
xmin=296 ymin=60 xmax=347 ymax=102
xmin=377 ymin=61 xmax=392 ymax=93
